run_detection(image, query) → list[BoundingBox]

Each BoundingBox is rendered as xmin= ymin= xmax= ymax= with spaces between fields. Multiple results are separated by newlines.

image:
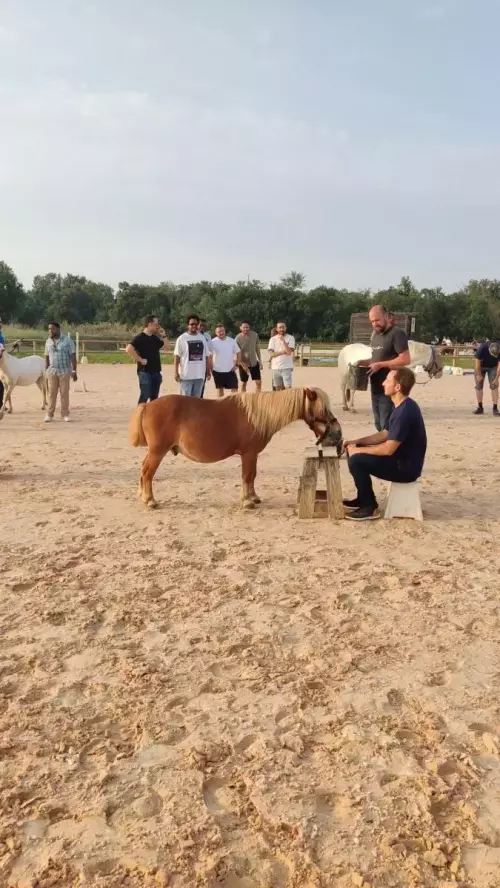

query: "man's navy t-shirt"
xmin=387 ymin=397 xmax=427 ymax=479
xmin=475 ymin=341 xmax=500 ymax=369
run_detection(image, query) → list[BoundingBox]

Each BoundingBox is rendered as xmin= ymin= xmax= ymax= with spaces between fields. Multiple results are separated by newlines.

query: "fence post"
xmin=453 ymin=347 xmax=457 ymax=367
xmin=76 ymin=331 xmax=80 ymax=364
xmin=32 ymin=340 xmax=36 ymax=354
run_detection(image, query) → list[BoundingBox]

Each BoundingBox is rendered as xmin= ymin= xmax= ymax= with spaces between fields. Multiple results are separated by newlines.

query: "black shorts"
xmin=212 ymin=369 xmax=239 ymax=390
xmin=239 ymin=363 xmax=261 ymax=383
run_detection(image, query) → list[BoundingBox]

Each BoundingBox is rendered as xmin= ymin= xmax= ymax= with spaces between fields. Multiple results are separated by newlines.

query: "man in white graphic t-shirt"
xmin=268 ymin=321 xmax=296 ymax=389
xmin=210 ymin=325 xmax=241 ymax=397
xmin=174 ymin=314 xmax=212 ymax=397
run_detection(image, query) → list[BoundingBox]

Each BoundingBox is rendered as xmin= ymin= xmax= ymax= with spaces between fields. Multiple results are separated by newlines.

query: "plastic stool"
xmin=383 ymin=481 xmax=423 ymax=521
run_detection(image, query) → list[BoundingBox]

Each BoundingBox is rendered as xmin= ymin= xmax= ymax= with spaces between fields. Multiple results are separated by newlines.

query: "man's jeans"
xmin=180 ymin=378 xmax=205 ymax=397
xmin=138 ymin=371 xmax=162 ymax=404
xmin=348 ymin=453 xmax=418 ymax=508
xmin=371 ymin=391 xmax=393 ymax=432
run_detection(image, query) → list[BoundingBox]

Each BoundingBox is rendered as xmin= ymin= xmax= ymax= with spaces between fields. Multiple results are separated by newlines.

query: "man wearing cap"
xmin=473 ymin=340 xmax=500 ymax=416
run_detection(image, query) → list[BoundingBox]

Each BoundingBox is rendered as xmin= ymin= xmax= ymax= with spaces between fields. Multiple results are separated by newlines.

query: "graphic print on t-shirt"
xmin=187 ymin=340 xmax=204 ymax=362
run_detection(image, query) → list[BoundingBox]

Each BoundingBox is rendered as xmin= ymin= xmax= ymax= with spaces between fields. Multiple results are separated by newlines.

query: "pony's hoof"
xmin=242 ymin=499 xmax=255 ymax=510
xmin=146 ymin=499 xmax=158 ymax=509
xmin=342 ymin=405 xmax=349 ymax=412
xmin=251 ymin=496 xmax=261 ymax=504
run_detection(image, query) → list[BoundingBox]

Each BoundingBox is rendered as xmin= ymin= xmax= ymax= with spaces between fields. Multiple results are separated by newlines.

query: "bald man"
xmin=365 ymin=305 xmax=411 ymax=431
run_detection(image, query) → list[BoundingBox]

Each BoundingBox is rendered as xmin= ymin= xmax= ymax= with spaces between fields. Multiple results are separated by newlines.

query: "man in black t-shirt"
xmin=364 ymin=305 xmax=411 ymax=431
xmin=473 ymin=340 xmax=499 ymax=415
xmin=125 ymin=315 xmax=167 ymax=404
xmin=343 ymin=367 xmax=427 ymax=521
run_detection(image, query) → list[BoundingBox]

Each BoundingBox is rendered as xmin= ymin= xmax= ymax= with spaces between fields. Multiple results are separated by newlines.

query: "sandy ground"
xmin=1 ymin=364 xmax=500 ymax=888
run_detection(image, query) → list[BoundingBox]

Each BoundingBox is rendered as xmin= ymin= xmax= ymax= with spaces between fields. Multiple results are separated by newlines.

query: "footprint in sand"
xmin=203 ymin=775 xmax=240 ymax=822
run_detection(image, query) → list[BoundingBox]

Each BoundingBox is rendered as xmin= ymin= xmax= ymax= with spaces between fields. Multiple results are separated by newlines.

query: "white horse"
xmin=0 ymin=345 xmax=48 ymax=417
xmin=338 ymin=341 xmax=443 ymax=413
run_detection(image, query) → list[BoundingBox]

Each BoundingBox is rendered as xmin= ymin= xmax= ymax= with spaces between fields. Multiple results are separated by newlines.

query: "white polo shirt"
xmin=211 ymin=336 xmax=240 ymax=373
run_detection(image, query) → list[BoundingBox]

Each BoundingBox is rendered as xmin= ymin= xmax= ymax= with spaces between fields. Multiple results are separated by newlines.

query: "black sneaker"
xmin=474 ymin=405 xmax=484 ymax=415
xmin=493 ymin=406 xmax=499 ymax=416
xmin=345 ymin=506 xmax=380 ymax=521
xmin=343 ymin=498 xmax=360 ymax=509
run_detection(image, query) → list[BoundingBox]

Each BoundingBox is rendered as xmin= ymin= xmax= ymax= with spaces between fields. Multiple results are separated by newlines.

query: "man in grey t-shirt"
xmin=235 ymin=321 xmax=262 ymax=392
xmin=366 ymin=305 xmax=411 ymax=431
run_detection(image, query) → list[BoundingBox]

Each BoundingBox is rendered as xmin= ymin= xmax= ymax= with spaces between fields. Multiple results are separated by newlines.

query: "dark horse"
xmin=129 ymin=387 xmax=342 ymax=509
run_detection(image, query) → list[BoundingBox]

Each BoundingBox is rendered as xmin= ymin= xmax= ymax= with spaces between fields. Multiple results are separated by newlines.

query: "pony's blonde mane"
xmin=234 ymin=387 xmax=331 ymax=439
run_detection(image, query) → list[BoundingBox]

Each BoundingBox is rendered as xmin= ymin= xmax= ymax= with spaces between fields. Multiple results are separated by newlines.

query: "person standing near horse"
xmin=268 ymin=322 xmax=295 ymax=390
xmin=0 ymin=319 xmax=4 ymax=411
xmin=174 ymin=314 xmax=211 ymax=397
xmin=126 ymin=315 xmax=168 ymax=404
xmin=364 ymin=305 xmax=410 ymax=432
xmin=210 ymin=324 xmax=241 ymax=397
xmin=198 ymin=319 xmax=213 ymax=398
xmin=236 ymin=322 xmax=262 ymax=393
xmin=473 ymin=340 xmax=500 ymax=415
xmin=44 ymin=322 xmax=77 ymax=422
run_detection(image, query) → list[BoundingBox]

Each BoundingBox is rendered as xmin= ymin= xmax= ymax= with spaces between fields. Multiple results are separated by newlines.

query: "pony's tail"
xmin=129 ymin=403 xmax=147 ymax=447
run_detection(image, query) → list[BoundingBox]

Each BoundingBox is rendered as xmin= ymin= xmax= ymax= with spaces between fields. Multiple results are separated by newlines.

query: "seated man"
xmin=344 ymin=367 xmax=427 ymax=521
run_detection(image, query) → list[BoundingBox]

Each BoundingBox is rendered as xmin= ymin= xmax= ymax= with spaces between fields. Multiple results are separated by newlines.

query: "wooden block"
xmin=316 ymin=446 xmax=340 ymax=458
xmin=297 ymin=456 xmax=318 ymax=519
xmin=324 ymin=455 xmax=344 ymax=519
xmin=303 ymin=446 xmax=320 ymax=458
xmin=313 ymin=501 xmax=329 ymax=517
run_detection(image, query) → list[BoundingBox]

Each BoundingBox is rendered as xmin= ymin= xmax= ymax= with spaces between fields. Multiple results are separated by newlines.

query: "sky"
xmin=1 ymin=0 xmax=499 ymax=291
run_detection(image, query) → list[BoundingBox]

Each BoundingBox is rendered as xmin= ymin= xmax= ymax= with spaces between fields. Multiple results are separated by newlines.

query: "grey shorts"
xmin=475 ymin=366 xmax=499 ymax=390
xmin=272 ymin=368 xmax=293 ymax=388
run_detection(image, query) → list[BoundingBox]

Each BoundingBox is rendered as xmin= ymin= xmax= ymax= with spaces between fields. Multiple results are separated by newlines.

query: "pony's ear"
xmin=305 ymin=388 xmax=317 ymax=401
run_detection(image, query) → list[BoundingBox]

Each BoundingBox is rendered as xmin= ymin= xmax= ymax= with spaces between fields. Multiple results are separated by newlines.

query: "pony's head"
xmin=425 ymin=344 xmax=444 ymax=379
xmin=304 ymin=388 xmax=343 ymax=453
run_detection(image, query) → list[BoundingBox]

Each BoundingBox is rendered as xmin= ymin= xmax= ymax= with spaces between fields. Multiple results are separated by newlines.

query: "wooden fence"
xmin=9 ymin=337 xmax=477 ymax=367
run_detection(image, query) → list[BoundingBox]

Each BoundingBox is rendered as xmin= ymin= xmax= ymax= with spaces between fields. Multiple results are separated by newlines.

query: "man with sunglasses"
xmin=174 ymin=314 xmax=212 ymax=397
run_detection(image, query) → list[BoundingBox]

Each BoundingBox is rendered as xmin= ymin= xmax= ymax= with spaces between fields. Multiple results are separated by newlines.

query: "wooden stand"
xmin=297 ymin=446 xmax=344 ymax=520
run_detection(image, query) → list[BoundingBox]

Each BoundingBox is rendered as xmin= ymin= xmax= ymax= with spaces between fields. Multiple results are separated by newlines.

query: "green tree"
xmin=0 ymin=261 xmax=26 ymax=321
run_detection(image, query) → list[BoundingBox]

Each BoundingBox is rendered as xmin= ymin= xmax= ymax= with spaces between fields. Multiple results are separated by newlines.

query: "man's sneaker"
xmin=493 ymin=406 xmax=499 ymax=416
xmin=343 ymin=498 xmax=360 ymax=509
xmin=474 ymin=405 xmax=484 ymax=415
xmin=63 ymin=416 xmax=71 ymax=422
xmin=345 ymin=506 xmax=380 ymax=521
xmin=44 ymin=415 xmax=53 ymax=423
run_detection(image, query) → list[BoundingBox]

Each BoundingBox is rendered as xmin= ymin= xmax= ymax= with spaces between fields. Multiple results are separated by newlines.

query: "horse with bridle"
xmin=129 ymin=387 xmax=342 ymax=509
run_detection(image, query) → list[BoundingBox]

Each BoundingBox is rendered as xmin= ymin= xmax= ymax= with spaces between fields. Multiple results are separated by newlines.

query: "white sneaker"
xmin=44 ymin=415 xmax=53 ymax=423
xmin=63 ymin=416 xmax=71 ymax=422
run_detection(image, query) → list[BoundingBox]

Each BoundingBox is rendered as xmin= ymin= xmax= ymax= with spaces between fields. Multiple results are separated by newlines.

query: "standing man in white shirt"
xmin=174 ymin=314 xmax=212 ymax=397
xmin=267 ymin=321 xmax=296 ymax=389
xmin=210 ymin=324 xmax=241 ymax=397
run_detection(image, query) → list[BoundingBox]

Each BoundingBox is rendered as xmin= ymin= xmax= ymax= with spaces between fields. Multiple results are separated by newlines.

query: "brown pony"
xmin=129 ymin=387 xmax=342 ymax=509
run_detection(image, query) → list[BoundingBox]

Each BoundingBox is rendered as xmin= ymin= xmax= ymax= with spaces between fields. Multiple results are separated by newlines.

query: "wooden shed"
xmin=349 ymin=312 xmax=419 ymax=344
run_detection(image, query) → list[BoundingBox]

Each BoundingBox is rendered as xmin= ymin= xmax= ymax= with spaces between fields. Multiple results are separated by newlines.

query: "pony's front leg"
xmin=241 ymin=452 xmax=259 ymax=509
xmin=350 ymin=389 xmax=356 ymax=414
xmin=341 ymin=382 xmax=350 ymax=412
xmin=37 ymin=375 xmax=47 ymax=410
xmin=3 ymin=385 xmax=13 ymax=414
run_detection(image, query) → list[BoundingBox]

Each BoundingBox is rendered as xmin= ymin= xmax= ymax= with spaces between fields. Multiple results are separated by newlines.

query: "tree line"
xmin=1 ymin=261 xmax=499 ymax=342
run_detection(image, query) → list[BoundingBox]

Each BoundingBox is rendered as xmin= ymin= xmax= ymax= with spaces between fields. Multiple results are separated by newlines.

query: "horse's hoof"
xmin=242 ymin=499 xmax=255 ymax=510
xmin=146 ymin=499 xmax=158 ymax=509
xmin=251 ymin=496 xmax=261 ymax=504
xmin=342 ymin=406 xmax=349 ymax=412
